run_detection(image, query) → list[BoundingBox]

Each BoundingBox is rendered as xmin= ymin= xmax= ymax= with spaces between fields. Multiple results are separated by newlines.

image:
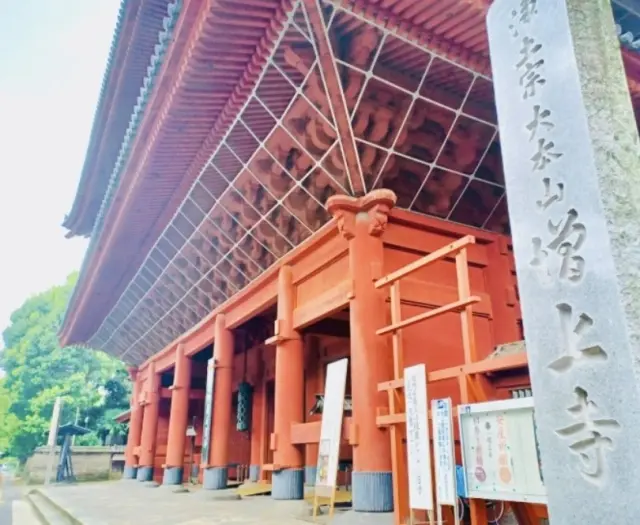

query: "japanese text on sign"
xmin=432 ymin=398 xmax=456 ymax=506
xmin=505 ymin=1 xmax=620 ymax=484
xmin=404 ymin=364 xmax=433 ymax=510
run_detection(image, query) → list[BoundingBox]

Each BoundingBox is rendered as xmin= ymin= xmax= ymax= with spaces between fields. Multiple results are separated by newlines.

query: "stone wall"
xmin=24 ymin=446 xmax=125 ymax=484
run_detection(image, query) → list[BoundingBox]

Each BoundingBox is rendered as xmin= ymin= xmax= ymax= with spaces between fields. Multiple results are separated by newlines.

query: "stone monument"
xmin=487 ymin=0 xmax=640 ymax=522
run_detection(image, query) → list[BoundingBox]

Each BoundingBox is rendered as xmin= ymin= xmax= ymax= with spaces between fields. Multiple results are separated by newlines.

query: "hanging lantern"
xmin=236 ymin=381 xmax=253 ymax=432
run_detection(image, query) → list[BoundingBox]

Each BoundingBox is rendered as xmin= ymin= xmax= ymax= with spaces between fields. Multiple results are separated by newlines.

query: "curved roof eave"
xmin=62 ymin=0 xmax=132 ymax=237
xmin=60 ymin=0 xmax=185 ymax=345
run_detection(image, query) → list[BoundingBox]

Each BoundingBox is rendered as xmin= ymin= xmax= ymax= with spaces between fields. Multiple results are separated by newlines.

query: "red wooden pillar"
xmin=137 ymin=362 xmax=160 ymax=482
xmin=271 ymin=265 xmax=305 ymax=499
xmin=204 ymin=314 xmax=234 ymax=490
xmin=163 ymin=344 xmax=192 ymax=485
xmin=124 ymin=367 xmax=143 ymax=479
xmin=327 ymin=190 xmax=396 ymax=512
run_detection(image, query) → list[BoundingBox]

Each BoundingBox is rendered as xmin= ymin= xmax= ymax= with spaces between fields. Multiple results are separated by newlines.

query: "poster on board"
xmin=458 ymin=397 xmax=546 ymax=504
xmin=404 ymin=364 xmax=433 ymax=511
xmin=432 ymin=398 xmax=457 ymax=506
xmin=315 ymin=358 xmax=348 ymax=497
xmin=200 ymin=358 xmax=215 ymax=466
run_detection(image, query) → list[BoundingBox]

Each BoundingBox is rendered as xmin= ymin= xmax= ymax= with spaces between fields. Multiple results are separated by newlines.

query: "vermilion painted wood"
xmin=125 ymin=369 xmax=144 ymax=467
xmin=272 ymin=266 xmax=305 ymax=471
xmin=123 ymin=195 xmax=538 ymax=520
xmin=139 ymin=362 xmax=161 ymax=471
xmin=208 ymin=315 xmax=234 ymax=468
xmin=165 ymin=345 xmax=192 ymax=468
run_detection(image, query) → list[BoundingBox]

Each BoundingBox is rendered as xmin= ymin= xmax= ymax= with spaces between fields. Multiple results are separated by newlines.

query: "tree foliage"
xmin=0 ymin=273 xmax=131 ymax=462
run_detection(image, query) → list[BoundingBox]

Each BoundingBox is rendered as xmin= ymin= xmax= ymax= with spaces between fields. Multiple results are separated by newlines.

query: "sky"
xmin=0 ymin=0 xmax=121 ymax=346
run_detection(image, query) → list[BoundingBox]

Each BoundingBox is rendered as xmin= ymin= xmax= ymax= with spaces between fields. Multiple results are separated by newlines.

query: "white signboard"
xmin=458 ymin=397 xmax=546 ymax=504
xmin=432 ymin=398 xmax=456 ymax=506
xmin=315 ymin=358 xmax=348 ymax=497
xmin=200 ymin=358 xmax=215 ymax=467
xmin=404 ymin=364 xmax=433 ymax=511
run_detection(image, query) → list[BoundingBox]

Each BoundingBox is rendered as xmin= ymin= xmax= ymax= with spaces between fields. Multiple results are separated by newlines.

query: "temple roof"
xmin=61 ymin=0 xmax=640 ymax=364
xmin=62 ymin=0 xmax=180 ymax=238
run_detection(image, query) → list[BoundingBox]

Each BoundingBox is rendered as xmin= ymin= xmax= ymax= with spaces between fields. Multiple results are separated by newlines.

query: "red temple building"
xmin=59 ymin=0 xmax=640 ymax=523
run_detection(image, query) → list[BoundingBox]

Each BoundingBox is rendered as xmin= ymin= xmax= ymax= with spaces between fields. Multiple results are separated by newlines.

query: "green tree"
xmin=0 ymin=379 xmax=20 ymax=455
xmin=0 ymin=273 xmax=131 ymax=462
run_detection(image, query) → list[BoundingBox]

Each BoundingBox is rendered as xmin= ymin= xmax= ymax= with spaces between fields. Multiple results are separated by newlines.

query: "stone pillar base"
xmin=304 ymin=466 xmax=317 ymax=486
xmin=203 ymin=467 xmax=228 ymax=490
xmin=162 ymin=466 xmax=183 ymax=486
xmin=249 ymin=465 xmax=260 ymax=482
xmin=272 ymin=468 xmax=304 ymax=500
xmin=136 ymin=466 xmax=153 ymax=482
xmin=123 ymin=465 xmax=138 ymax=480
xmin=352 ymin=472 xmax=393 ymax=512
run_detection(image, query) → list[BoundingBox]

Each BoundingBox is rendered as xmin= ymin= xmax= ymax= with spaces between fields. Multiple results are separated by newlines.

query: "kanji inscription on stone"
xmin=488 ymin=0 xmax=640 ymax=522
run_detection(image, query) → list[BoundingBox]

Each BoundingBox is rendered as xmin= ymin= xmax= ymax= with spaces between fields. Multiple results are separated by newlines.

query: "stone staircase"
xmin=27 ymin=490 xmax=78 ymax=525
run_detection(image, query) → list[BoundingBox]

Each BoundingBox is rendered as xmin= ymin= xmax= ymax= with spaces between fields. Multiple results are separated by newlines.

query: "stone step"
xmin=27 ymin=490 xmax=77 ymax=525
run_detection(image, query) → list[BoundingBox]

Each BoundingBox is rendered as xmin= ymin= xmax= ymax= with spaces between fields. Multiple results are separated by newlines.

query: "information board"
xmin=315 ymin=358 xmax=348 ymax=496
xmin=404 ymin=364 xmax=433 ymax=511
xmin=432 ymin=398 xmax=456 ymax=506
xmin=458 ymin=397 xmax=546 ymax=504
xmin=200 ymin=358 xmax=215 ymax=467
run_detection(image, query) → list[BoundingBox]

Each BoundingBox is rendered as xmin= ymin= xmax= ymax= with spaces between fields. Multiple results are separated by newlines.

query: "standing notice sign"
xmin=432 ymin=398 xmax=457 ymax=505
xmin=404 ymin=364 xmax=433 ymax=511
xmin=313 ymin=358 xmax=348 ymax=518
xmin=315 ymin=358 xmax=348 ymax=493
xmin=200 ymin=358 xmax=216 ymax=467
xmin=432 ymin=398 xmax=459 ymax=525
xmin=458 ymin=398 xmax=546 ymax=504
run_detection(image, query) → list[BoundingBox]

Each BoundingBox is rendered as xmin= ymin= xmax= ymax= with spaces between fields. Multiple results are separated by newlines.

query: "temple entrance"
xmin=300 ymin=310 xmax=353 ymax=497
xmin=188 ymin=344 xmax=213 ymax=484
xmin=228 ymin=390 xmax=252 ymax=484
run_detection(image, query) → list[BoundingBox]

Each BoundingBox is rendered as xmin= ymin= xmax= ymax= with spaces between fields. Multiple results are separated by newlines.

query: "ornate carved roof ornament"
xmin=326 ymin=189 xmax=397 ymax=239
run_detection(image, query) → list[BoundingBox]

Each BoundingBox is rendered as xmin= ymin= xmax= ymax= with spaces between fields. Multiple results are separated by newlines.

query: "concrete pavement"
xmin=36 ymin=480 xmax=327 ymax=525
xmin=0 ymin=473 xmax=41 ymax=525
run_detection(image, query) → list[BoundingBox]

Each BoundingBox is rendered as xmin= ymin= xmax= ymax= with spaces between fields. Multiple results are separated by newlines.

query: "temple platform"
xmin=28 ymin=481 xmax=357 ymax=525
